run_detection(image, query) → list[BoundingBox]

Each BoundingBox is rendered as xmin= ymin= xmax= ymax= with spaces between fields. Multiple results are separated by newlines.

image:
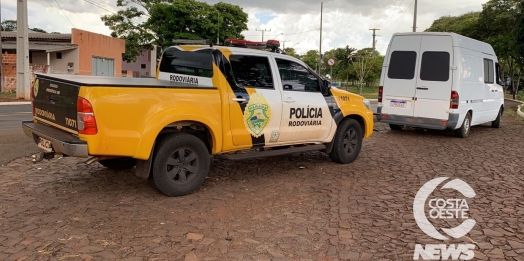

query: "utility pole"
xmin=256 ymin=28 xmax=271 ymax=42
xmin=412 ymin=0 xmax=418 ymax=32
xmin=282 ymin=40 xmax=290 ymax=49
xmin=369 ymin=28 xmax=379 ymax=52
xmin=16 ymin=0 xmax=30 ymax=99
xmin=0 ymin=0 xmax=4 ymax=92
xmin=318 ymin=2 xmax=323 ymax=75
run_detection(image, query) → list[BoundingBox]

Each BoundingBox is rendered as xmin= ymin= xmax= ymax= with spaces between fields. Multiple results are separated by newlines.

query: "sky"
xmin=4 ymin=0 xmax=488 ymax=56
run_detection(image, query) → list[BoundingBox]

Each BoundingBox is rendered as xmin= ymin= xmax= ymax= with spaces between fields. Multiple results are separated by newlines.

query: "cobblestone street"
xmin=0 ymin=114 xmax=523 ymax=261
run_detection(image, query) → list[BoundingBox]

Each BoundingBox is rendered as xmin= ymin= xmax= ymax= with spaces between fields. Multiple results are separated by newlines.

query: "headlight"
xmin=362 ymin=99 xmax=371 ymax=110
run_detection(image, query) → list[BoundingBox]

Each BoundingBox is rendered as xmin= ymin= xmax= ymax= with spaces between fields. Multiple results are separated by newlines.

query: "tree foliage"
xmin=30 ymin=28 xmax=47 ymax=33
xmin=426 ymin=0 xmax=524 ymax=98
xmin=101 ymin=0 xmax=248 ymax=62
xmin=1 ymin=20 xmax=17 ymax=31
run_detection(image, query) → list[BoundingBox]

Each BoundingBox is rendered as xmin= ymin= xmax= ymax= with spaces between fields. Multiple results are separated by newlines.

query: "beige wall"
xmin=49 ymin=49 xmax=79 ymax=74
xmin=71 ymin=28 xmax=125 ymax=77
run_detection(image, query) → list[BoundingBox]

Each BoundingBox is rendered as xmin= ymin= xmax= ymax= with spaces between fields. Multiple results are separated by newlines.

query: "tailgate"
xmin=33 ymin=77 xmax=79 ymax=133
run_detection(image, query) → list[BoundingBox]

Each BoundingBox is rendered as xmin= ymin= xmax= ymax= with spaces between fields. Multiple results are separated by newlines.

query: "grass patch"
xmin=505 ymin=92 xmax=524 ymax=102
xmin=504 ymin=107 xmax=524 ymax=122
xmin=0 ymin=91 xmax=15 ymax=97
xmin=336 ymin=85 xmax=378 ymax=99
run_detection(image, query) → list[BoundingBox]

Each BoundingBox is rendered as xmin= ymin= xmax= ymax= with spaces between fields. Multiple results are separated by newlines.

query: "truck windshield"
xmin=159 ymin=48 xmax=214 ymax=77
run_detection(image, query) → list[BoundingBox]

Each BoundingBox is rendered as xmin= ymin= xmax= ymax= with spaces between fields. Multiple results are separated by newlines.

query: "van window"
xmin=420 ymin=52 xmax=450 ymax=82
xmin=387 ymin=51 xmax=417 ymax=80
xmin=230 ymin=55 xmax=274 ymax=88
xmin=159 ymin=48 xmax=213 ymax=77
xmin=484 ymin=59 xmax=494 ymax=84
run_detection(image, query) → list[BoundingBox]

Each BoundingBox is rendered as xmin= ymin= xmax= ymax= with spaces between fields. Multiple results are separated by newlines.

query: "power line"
xmin=54 ymin=0 xmax=76 ymax=28
xmin=375 ymin=0 xmax=405 ymax=29
xmin=83 ymin=0 xmax=147 ymax=26
xmin=382 ymin=0 xmax=415 ymax=31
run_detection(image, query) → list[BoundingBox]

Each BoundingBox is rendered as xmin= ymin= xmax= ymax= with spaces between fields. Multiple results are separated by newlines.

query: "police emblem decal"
xmin=243 ymin=93 xmax=271 ymax=138
xmin=34 ymin=79 xmax=39 ymax=97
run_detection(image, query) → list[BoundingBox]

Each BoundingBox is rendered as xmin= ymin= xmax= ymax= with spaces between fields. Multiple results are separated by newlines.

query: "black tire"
xmin=389 ymin=124 xmax=403 ymax=131
xmin=98 ymin=158 xmax=137 ymax=170
xmin=491 ymin=107 xmax=502 ymax=128
xmin=329 ymin=118 xmax=363 ymax=164
xmin=454 ymin=112 xmax=471 ymax=138
xmin=149 ymin=133 xmax=210 ymax=196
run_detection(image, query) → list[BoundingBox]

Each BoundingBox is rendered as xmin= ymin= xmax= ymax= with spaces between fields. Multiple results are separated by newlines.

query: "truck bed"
xmin=36 ymin=73 xmax=198 ymax=88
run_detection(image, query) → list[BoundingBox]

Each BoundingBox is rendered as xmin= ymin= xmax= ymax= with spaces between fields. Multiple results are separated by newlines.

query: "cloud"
xmin=3 ymin=0 xmax=486 ymax=56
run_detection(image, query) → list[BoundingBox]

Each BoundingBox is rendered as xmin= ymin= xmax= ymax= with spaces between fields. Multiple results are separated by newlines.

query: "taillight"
xmin=30 ymin=86 xmax=35 ymax=116
xmin=77 ymin=97 xmax=98 ymax=135
xmin=378 ymin=86 xmax=383 ymax=103
xmin=450 ymin=91 xmax=459 ymax=109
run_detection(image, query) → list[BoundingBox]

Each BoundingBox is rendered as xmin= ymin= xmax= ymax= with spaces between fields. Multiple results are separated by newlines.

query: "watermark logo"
xmin=413 ymin=177 xmax=476 ymax=260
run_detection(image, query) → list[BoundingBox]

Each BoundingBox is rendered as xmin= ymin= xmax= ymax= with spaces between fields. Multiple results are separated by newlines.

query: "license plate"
xmin=37 ymin=137 xmax=53 ymax=152
xmin=390 ymin=100 xmax=407 ymax=108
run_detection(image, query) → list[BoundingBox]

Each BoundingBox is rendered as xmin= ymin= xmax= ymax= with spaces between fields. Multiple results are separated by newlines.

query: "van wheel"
xmin=454 ymin=112 xmax=471 ymax=138
xmin=491 ymin=107 xmax=502 ymax=128
xmin=149 ymin=133 xmax=210 ymax=196
xmin=98 ymin=158 xmax=137 ymax=170
xmin=389 ymin=124 xmax=403 ymax=131
xmin=329 ymin=118 xmax=363 ymax=164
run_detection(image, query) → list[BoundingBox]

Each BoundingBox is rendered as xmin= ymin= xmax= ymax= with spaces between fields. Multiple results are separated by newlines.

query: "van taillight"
xmin=30 ymin=86 xmax=35 ymax=116
xmin=77 ymin=97 xmax=98 ymax=135
xmin=378 ymin=86 xmax=383 ymax=103
xmin=450 ymin=91 xmax=459 ymax=109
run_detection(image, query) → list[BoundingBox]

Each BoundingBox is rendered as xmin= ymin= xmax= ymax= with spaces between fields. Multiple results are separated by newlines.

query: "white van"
xmin=377 ymin=32 xmax=505 ymax=138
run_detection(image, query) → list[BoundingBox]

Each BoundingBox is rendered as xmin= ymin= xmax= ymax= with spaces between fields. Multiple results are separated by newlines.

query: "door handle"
xmin=232 ymin=98 xmax=246 ymax=102
xmin=416 ymin=87 xmax=428 ymax=90
xmin=284 ymin=98 xmax=295 ymax=103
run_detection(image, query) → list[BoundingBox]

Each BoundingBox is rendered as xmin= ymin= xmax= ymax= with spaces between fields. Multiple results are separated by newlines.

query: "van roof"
xmin=390 ymin=32 xmax=496 ymax=56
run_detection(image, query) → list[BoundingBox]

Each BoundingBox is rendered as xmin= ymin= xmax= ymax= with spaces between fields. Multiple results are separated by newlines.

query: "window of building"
xmin=141 ymin=64 xmax=146 ymax=69
xmin=387 ymin=51 xmax=417 ymax=80
xmin=229 ymin=55 xmax=274 ymax=88
xmin=484 ymin=59 xmax=494 ymax=84
xmin=275 ymin=58 xmax=320 ymax=92
xmin=56 ymin=52 xmax=62 ymax=59
xmin=420 ymin=51 xmax=450 ymax=82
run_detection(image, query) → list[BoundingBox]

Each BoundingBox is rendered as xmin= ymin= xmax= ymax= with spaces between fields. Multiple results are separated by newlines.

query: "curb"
xmin=518 ymin=105 xmax=524 ymax=119
xmin=0 ymin=102 xmax=31 ymax=105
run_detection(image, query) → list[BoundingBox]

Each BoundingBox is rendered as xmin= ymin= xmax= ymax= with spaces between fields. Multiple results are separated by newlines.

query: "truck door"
xmin=274 ymin=57 xmax=333 ymax=144
xmin=227 ymin=54 xmax=284 ymax=147
xmin=381 ymin=35 xmax=422 ymax=117
xmin=413 ymin=35 xmax=453 ymax=120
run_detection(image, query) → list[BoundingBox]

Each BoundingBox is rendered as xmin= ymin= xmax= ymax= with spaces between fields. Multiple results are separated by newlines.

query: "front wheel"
xmin=149 ymin=133 xmax=210 ymax=196
xmin=454 ymin=112 xmax=471 ymax=138
xmin=329 ymin=118 xmax=363 ymax=164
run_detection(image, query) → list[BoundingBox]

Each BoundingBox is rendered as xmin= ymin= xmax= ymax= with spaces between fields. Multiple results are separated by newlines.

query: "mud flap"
xmin=135 ymin=143 xmax=155 ymax=179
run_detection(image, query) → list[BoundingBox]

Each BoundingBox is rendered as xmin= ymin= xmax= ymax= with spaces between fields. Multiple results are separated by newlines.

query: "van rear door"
xmin=413 ymin=35 xmax=453 ymax=120
xmin=381 ymin=35 xmax=421 ymax=117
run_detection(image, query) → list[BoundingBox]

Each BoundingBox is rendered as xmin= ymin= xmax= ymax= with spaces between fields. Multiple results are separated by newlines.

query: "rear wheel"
xmin=99 ymin=158 xmax=137 ymax=170
xmin=454 ymin=112 xmax=471 ymax=138
xmin=149 ymin=133 xmax=210 ymax=196
xmin=491 ymin=107 xmax=502 ymax=128
xmin=389 ymin=124 xmax=403 ymax=131
xmin=329 ymin=118 xmax=363 ymax=164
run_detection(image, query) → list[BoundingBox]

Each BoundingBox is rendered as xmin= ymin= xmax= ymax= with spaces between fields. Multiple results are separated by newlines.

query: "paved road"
xmin=0 ymin=114 xmax=523 ymax=260
xmin=0 ymin=104 xmax=39 ymax=166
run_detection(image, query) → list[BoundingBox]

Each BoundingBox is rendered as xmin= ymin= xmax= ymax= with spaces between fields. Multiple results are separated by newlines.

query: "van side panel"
xmin=457 ymin=48 xmax=484 ymax=125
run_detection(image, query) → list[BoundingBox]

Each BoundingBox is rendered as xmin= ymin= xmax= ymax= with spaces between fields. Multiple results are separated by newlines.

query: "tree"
xmin=425 ymin=12 xmax=481 ymax=39
xmin=101 ymin=0 xmax=248 ymax=62
xmin=283 ymin=48 xmax=300 ymax=59
xmin=1 ymin=20 xmax=17 ymax=31
xmin=300 ymin=50 xmax=319 ymax=71
xmin=30 ymin=28 xmax=47 ymax=33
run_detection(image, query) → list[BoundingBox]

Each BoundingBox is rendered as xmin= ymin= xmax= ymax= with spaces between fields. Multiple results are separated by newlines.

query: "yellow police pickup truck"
xmin=22 ymin=41 xmax=374 ymax=196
